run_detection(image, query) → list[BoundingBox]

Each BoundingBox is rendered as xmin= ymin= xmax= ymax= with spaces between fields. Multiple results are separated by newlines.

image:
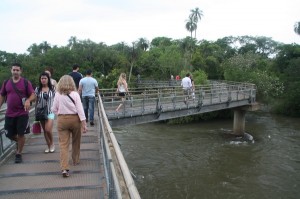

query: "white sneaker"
xmin=49 ymin=144 xmax=55 ymax=153
xmin=45 ymin=148 xmax=50 ymax=153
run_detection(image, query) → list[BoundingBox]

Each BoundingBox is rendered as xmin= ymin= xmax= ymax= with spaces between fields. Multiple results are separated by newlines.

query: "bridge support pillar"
xmin=233 ymin=109 xmax=246 ymax=136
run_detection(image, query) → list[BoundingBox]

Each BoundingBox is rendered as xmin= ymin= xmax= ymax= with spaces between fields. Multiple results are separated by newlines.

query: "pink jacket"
xmin=51 ymin=91 xmax=86 ymax=121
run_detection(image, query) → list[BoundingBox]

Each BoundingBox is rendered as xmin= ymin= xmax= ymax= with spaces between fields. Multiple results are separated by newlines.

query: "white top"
xmin=181 ymin=77 xmax=192 ymax=89
xmin=118 ymin=84 xmax=126 ymax=92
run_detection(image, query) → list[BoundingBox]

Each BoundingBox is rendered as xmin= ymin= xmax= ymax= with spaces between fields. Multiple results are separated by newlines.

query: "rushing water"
xmin=114 ymin=112 xmax=300 ymax=199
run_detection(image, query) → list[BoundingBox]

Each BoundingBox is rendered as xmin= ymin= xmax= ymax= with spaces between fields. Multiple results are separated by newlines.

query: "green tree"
xmin=271 ymin=44 xmax=300 ymax=116
xmin=136 ymin=38 xmax=149 ymax=51
xmin=185 ymin=16 xmax=196 ymax=38
xmin=150 ymin=37 xmax=173 ymax=48
xmin=223 ymin=52 xmax=283 ymax=102
xmin=189 ymin=7 xmax=203 ymax=38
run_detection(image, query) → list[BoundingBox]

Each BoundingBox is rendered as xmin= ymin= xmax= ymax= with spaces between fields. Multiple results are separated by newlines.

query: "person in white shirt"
xmin=181 ymin=73 xmax=192 ymax=104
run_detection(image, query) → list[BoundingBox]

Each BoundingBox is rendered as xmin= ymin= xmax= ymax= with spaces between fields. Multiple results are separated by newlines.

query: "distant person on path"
xmin=137 ymin=73 xmax=141 ymax=83
xmin=35 ymin=72 xmax=56 ymax=153
xmin=69 ymin=64 xmax=83 ymax=90
xmin=0 ymin=63 xmax=35 ymax=163
xmin=181 ymin=73 xmax=192 ymax=104
xmin=78 ymin=69 xmax=99 ymax=126
xmin=115 ymin=73 xmax=129 ymax=112
xmin=176 ymin=75 xmax=181 ymax=80
xmin=44 ymin=67 xmax=58 ymax=89
xmin=51 ymin=75 xmax=87 ymax=177
xmin=190 ymin=74 xmax=195 ymax=100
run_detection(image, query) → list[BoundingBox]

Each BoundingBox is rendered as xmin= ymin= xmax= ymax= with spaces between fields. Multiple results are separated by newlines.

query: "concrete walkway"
xmin=0 ymin=113 xmax=107 ymax=199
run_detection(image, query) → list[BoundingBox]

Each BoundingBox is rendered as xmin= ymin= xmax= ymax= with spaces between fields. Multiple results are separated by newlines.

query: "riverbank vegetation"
xmin=0 ymin=35 xmax=299 ymax=116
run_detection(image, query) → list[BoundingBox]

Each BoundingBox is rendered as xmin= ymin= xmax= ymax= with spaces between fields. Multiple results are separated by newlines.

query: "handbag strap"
xmin=10 ymin=79 xmax=24 ymax=101
xmin=67 ymin=94 xmax=75 ymax=105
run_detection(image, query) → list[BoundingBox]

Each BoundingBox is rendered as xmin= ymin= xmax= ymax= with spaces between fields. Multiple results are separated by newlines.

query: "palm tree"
xmin=67 ymin=36 xmax=78 ymax=49
xmin=294 ymin=22 xmax=300 ymax=36
xmin=190 ymin=7 xmax=203 ymax=38
xmin=39 ymin=41 xmax=51 ymax=54
xmin=185 ymin=16 xmax=197 ymax=38
xmin=136 ymin=38 xmax=149 ymax=51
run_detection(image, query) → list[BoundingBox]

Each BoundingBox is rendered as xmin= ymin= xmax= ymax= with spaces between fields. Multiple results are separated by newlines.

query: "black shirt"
xmin=69 ymin=72 xmax=83 ymax=89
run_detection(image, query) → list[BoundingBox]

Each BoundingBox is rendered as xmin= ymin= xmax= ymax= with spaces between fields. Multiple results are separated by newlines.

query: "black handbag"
xmin=35 ymin=105 xmax=48 ymax=121
xmin=35 ymin=92 xmax=48 ymax=121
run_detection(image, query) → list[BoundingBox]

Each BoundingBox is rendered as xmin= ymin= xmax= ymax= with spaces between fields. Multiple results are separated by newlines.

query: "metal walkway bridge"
xmin=0 ymin=80 xmax=257 ymax=199
xmin=102 ymin=80 xmax=258 ymax=133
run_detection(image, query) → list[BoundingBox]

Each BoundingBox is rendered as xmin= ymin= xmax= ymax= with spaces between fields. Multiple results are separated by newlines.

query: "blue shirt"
xmin=79 ymin=77 xmax=98 ymax=97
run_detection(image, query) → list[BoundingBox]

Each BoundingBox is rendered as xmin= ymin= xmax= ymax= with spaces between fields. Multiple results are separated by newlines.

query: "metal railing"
xmin=97 ymin=93 xmax=141 ymax=199
xmin=101 ymin=80 xmax=256 ymax=119
xmin=0 ymin=106 xmax=35 ymax=164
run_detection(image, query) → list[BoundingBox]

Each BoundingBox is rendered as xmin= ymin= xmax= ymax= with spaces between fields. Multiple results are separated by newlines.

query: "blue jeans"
xmin=82 ymin=96 xmax=95 ymax=122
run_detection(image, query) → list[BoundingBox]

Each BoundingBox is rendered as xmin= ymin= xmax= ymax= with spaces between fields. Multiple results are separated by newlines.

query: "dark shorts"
xmin=118 ymin=92 xmax=126 ymax=97
xmin=4 ymin=115 xmax=30 ymax=139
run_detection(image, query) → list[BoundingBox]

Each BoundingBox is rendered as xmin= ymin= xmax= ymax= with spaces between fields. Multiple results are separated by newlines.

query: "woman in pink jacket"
xmin=51 ymin=75 xmax=87 ymax=177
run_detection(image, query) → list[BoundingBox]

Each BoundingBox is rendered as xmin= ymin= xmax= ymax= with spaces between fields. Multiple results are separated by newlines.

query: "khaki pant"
xmin=57 ymin=114 xmax=82 ymax=171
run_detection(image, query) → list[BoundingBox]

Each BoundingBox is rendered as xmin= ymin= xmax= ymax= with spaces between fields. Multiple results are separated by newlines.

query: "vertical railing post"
xmin=0 ymin=132 xmax=3 ymax=156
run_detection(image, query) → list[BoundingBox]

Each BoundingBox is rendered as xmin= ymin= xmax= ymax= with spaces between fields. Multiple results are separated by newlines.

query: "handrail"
xmin=96 ymin=96 xmax=122 ymax=199
xmin=97 ymin=93 xmax=141 ymax=199
xmin=0 ymin=106 xmax=35 ymax=163
xmin=100 ymin=80 xmax=256 ymax=121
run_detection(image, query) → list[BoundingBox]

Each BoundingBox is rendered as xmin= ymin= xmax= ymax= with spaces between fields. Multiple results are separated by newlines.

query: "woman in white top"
xmin=115 ymin=73 xmax=129 ymax=112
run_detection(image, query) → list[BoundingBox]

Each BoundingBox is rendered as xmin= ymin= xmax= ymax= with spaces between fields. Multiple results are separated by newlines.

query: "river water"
xmin=114 ymin=112 xmax=300 ymax=199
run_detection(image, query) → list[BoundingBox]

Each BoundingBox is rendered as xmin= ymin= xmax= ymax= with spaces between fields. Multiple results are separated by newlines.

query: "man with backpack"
xmin=0 ymin=63 xmax=35 ymax=163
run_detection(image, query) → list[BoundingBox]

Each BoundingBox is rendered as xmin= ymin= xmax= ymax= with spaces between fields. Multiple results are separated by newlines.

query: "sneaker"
xmin=49 ymin=144 xmax=55 ymax=153
xmin=62 ymin=170 xmax=69 ymax=177
xmin=90 ymin=121 xmax=94 ymax=126
xmin=15 ymin=154 xmax=22 ymax=163
xmin=45 ymin=148 xmax=50 ymax=153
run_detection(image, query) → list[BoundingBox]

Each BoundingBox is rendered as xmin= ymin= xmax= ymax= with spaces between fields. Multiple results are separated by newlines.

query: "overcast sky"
xmin=0 ymin=0 xmax=299 ymax=54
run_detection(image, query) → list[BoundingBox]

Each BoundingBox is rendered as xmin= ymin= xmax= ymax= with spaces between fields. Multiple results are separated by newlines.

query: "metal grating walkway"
xmin=0 ymin=113 xmax=107 ymax=199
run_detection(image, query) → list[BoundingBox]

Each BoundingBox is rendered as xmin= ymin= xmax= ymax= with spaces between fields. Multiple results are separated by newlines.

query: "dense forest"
xmin=0 ymin=35 xmax=300 ymax=116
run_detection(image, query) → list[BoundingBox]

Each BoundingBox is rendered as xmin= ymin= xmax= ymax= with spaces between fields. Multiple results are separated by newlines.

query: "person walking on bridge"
xmin=78 ymin=69 xmax=99 ymax=126
xmin=0 ymin=63 xmax=35 ymax=163
xmin=52 ymin=75 xmax=87 ymax=177
xmin=34 ymin=72 xmax=56 ymax=153
xmin=69 ymin=64 xmax=83 ymax=90
xmin=181 ymin=73 xmax=192 ymax=104
xmin=115 ymin=73 xmax=129 ymax=112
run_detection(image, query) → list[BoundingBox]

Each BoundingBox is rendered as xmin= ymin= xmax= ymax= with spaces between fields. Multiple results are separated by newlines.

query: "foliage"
xmin=223 ymin=53 xmax=284 ymax=102
xmin=186 ymin=7 xmax=203 ymax=39
xmin=192 ymin=69 xmax=208 ymax=85
xmin=1 ymin=35 xmax=299 ymax=116
xmin=271 ymin=44 xmax=300 ymax=116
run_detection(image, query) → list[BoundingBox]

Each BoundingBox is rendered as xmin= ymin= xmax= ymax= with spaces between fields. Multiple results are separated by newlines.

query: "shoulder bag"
xmin=35 ymin=92 xmax=48 ymax=121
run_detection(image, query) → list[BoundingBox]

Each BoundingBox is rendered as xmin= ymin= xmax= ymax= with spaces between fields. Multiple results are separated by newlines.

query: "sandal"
xmin=62 ymin=170 xmax=69 ymax=177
